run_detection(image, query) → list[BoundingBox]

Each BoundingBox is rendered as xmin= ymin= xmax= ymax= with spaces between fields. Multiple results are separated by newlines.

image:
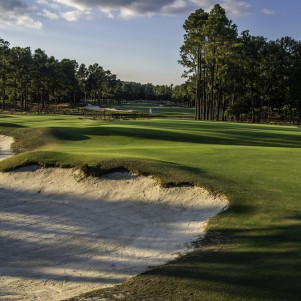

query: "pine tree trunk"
xmin=1 ymin=86 xmax=5 ymax=110
xmin=297 ymin=101 xmax=301 ymax=127
xmin=203 ymin=66 xmax=207 ymax=120
xmin=195 ymin=46 xmax=202 ymax=120
xmin=222 ymin=95 xmax=226 ymax=121
xmin=216 ymin=88 xmax=221 ymax=121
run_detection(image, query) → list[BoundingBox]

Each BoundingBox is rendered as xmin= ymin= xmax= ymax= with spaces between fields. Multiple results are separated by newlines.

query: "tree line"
xmin=0 ymin=38 xmax=173 ymax=111
xmin=179 ymin=4 xmax=301 ymax=125
xmin=1 ymin=4 xmax=301 ymax=125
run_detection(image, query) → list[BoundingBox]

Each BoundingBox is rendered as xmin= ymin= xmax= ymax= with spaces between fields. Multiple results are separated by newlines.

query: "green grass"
xmin=0 ymin=113 xmax=301 ymax=301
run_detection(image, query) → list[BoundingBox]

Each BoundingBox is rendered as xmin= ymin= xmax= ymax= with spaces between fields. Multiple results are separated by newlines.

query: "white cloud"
xmin=40 ymin=9 xmax=59 ymax=19
xmin=61 ymin=10 xmax=92 ymax=21
xmin=55 ymin=0 xmax=88 ymax=11
xmin=99 ymin=7 xmax=115 ymax=18
xmin=190 ymin=0 xmax=215 ymax=8
xmin=161 ymin=0 xmax=190 ymax=16
xmin=220 ymin=0 xmax=251 ymax=17
xmin=16 ymin=15 xmax=43 ymax=29
xmin=119 ymin=7 xmax=146 ymax=19
xmin=0 ymin=0 xmax=43 ymax=29
xmin=191 ymin=0 xmax=251 ymax=17
xmin=36 ymin=0 xmax=61 ymax=10
xmin=50 ymin=0 xmax=181 ymax=19
xmin=261 ymin=8 xmax=275 ymax=16
xmin=0 ymin=0 xmax=253 ymax=28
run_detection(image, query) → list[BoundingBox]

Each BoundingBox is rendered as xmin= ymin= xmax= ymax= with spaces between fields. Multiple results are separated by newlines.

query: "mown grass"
xmin=0 ymin=113 xmax=301 ymax=301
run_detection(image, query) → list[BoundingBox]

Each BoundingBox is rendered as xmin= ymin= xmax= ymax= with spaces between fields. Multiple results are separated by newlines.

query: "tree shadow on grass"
xmin=75 ymin=124 xmax=301 ymax=149
xmin=1 ymin=119 xmax=301 ymax=148
xmin=68 ymin=211 xmax=301 ymax=301
xmin=141 ymin=218 xmax=301 ymax=301
xmin=0 ymin=122 xmax=26 ymax=128
xmin=50 ymin=128 xmax=89 ymax=141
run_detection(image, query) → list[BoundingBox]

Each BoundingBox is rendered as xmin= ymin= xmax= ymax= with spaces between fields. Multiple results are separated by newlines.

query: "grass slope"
xmin=0 ymin=114 xmax=301 ymax=301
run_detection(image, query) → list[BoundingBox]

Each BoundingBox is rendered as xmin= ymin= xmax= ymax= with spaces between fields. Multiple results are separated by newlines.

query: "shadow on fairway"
xmin=73 ymin=124 xmax=301 ymax=149
xmin=50 ymin=128 xmax=89 ymax=141
xmin=54 ymin=205 xmax=301 ymax=301
xmin=142 ymin=220 xmax=301 ymax=301
xmin=0 ymin=122 xmax=26 ymax=128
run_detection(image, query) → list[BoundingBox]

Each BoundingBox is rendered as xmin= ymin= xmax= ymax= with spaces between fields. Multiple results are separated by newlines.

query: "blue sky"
xmin=1 ymin=0 xmax=301 ymax=85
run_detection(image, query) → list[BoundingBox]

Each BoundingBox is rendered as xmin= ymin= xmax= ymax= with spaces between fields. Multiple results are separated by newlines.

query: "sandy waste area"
xmin=0 ymin=135 xmax=228 ymax=301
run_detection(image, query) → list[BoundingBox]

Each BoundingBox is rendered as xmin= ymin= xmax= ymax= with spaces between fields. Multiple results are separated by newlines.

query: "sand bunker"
xmin=83 ymin=104 xmax=133 ymax=113
xmin=0 ymin=136 xmax=228 ymax=301
xmin=0 ymin=135 xmax=14 ymax=161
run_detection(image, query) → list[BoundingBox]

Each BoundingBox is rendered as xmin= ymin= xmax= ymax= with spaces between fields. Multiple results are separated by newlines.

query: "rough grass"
xmin=0 ymin=113 xmax=301 ymax=301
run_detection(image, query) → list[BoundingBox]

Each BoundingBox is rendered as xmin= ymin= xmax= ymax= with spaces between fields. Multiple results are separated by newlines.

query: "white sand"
xmin=82 ymin=105 xmax=133 ymax=113
xmin=83 ymin=104 xmax=101 ymax=111
xmin=0 ymin=135 xmax=14 ymax=161
xmin=0 ymin=136 xmax=228 ymax=301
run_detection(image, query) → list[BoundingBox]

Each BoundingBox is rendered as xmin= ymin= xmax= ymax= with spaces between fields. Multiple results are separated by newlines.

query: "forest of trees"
xmin=1 ymin=4 xmax=301 ymax=124
xmin=179 ymin=4 xmax=301 ymax=124
xmin=0 ymin=38 xmax=173 ymax=111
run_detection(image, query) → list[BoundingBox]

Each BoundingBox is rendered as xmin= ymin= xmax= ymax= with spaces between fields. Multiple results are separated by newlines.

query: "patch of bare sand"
xmin=0 ymin=135 xmax=14 ymax=161
xmin=0 ymin=137 xmax=228 ymax=301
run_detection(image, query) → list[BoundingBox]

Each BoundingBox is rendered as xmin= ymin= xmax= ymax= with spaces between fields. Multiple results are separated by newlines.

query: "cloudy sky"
xmin=1 ymin=0 xmax=301 ymax=85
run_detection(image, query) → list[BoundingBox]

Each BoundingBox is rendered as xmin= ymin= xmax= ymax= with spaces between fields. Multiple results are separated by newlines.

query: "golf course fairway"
xmin=0 ymin=114 xmax=301 ymax=301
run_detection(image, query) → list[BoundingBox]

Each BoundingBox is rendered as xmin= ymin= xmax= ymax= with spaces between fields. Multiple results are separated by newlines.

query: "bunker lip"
xmin=0 ymin=137 xmax=228 ymax=301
